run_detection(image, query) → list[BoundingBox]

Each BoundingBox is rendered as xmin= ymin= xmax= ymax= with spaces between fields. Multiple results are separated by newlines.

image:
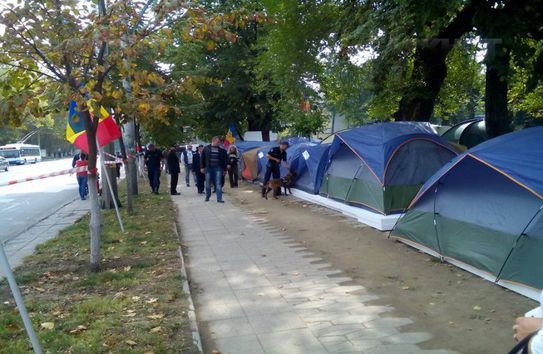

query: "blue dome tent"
xmin=290 ymin=143 xmax=331 ymax=194
xmin=320 ymin=122 xmax=457 ymax=215
xmin=392 ymin=127 xmax=543 ymax=299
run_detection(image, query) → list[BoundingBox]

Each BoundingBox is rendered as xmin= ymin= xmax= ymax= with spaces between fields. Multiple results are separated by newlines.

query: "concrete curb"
xmin=173 ymin=221 xmax=203 ymax=353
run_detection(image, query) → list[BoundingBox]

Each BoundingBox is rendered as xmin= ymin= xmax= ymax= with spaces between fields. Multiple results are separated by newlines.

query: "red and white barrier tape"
xmin=0 ymin=166 xmax=89 ymax=188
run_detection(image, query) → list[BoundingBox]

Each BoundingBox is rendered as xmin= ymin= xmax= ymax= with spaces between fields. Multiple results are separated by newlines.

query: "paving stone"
xmin=247 ymin=311 xmax=307 ymax=334
xmin=346 ymin=327 xmax=400 ymax=341
xmin=205 ymin=316 xmax=254 ymax=338
xmin=313 ymin=323 xmax=365 ymax=337
xmin=364 ymin=317 xmax=414 ymax=328
xmin=382 ymin=332 xmax=433 ymax=345
xmin=213 ymin=334 xmax=265 ymax=354
xmin=363 ymin=344 xmax=422 ymax=354
xmin=258 ymin=329 xmax=328 ymax=354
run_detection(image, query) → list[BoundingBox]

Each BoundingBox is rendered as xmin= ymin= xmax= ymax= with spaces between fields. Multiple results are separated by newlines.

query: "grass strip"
xmin=0 ymin=178 xmax=199 ymax=354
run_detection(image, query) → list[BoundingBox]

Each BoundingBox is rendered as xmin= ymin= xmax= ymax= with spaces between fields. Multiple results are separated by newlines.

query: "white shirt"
xmin=532 ymin=331 xmax=543 ymax=353
xmin=186 ymin=150 xmax=193 ymax=164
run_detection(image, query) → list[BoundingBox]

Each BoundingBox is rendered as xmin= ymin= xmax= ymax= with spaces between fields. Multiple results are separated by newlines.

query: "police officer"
xmin=262 ymin=141 xmax=289 ymax=197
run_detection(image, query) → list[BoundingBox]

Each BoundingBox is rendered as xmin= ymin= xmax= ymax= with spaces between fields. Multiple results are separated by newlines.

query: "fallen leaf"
xmin=40 ymin=322 xmax=54 ymax=330
xmin=123 ymin=266 xmax=131 ymax=272
xmin=150 ymin=326 xmax=162 ymax=333
xmin=125 ymin=339 xmax=137 ymax=346
xmin=35 ymin=287 xmax=46 ymax=293
xmin=140 ymin=241 xmax=148 ymax=245
xmin=132 ymin=296 xmax=141 ymax=301
xmin=473 ymin=305 xmax=482 ymax=311
xmin=69 ymin=325 xmax=88 ymax=334
xmin=146 ymin=298 xmax=158 ymax=304
xmin=401 ymin=286 xmax=410 ymax=290
xmin=145 ymin=231 xmax=152 ymax=235
xmin=147 ymin=313 xmax=164 ymax=320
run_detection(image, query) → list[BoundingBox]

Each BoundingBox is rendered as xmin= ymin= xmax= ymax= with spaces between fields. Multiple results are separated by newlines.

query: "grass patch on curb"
xmin=0 ymin=178 xmax=199 ymax=354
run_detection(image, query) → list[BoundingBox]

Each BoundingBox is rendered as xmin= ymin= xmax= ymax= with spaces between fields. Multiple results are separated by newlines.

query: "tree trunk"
xmin=394 ymin=44 xmax=449 ymax=121
xmin=393 ymin=1 xmax=481 ymax=121
xmin=484 ymin=45 xmax=512 ymax=138
xmin=81 ymin=110 xmax=102 ymax=273
xmin=123 ymin=120 xmax=139 ymax=198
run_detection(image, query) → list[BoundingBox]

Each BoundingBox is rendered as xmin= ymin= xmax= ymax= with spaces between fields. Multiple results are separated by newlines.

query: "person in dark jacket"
xmin=200 ymin=136 xmax=228 ymax=203
xmin=144 ymin=143 xmax=164 ymax=194
xmin=262 ymin=141 xmax=289 ymax=197
xmin=192 ymin=145 xmax=205 ymax=194
xmin=227 ymin=145 xmax=239 ymax=188
xmin=166 ymin=144 xmax=181 ymax=195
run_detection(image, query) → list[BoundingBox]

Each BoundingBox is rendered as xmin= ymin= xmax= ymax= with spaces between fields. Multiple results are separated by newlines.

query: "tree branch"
xmin=0 ymin=61 xmax=61 ymax=81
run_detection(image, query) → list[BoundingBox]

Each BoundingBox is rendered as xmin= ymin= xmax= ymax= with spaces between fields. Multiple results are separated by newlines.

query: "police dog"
xmin=263 ymin=171 xmax=296 ymax=199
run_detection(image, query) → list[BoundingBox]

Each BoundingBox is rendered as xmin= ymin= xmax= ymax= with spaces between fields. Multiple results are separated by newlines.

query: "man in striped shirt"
xmin=201 ymin=136 xmax=228 ymax=203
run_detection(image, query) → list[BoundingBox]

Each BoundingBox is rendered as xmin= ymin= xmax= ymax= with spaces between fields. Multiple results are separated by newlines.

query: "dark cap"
xmin=279 ymin=140 xmax=289 ymax=146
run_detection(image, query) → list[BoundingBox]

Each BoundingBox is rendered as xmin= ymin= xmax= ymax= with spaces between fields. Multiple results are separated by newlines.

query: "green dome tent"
xmin=392 ymin=127 xmax=543 ymax=300
xmin=320 ymin=122 xmax=457 ymax=215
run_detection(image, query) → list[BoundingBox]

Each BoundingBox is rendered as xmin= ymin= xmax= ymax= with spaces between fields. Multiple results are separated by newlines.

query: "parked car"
xmin=0 ymin=156 xmax=9 ymax=172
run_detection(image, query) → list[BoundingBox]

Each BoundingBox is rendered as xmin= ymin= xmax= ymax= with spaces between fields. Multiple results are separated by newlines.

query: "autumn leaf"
xmin=125 ymin=339 xmax=137 ymax=346
xmin=40 ymin=322 xmax=55 ymax=330
xmin=147 ymin=313 xmax=165 ymax=320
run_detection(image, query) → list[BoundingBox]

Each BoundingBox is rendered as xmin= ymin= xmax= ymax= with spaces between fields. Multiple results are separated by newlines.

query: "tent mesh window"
xmin=320 ymin=143 xmax=384 ymax=213
xmin=384 ymin=140 xmax=456 ymax=213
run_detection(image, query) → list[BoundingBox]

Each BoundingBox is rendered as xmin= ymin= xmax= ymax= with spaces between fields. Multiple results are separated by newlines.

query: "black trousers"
xmin=170 ymin=172 xmax=179 ymax=194
xmin=228 ymin=165 xmax=239 ymax=187
xmin=148 ymin=168 xmax=161 ymax=192
xmin=195 ymin=172 xmax=205 ymax=193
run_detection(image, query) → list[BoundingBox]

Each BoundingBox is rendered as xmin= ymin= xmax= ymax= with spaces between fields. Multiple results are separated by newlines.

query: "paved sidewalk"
xmin=174 ymin=188 xmax=456 ymax=354
xmin=1 ymin=198 xmax=88 ymax=278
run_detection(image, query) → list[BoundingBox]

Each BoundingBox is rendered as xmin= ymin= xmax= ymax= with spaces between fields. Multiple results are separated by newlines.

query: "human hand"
xmin=200 ymin=168 xmax=205 ymax=174
xmin=513 ymin=317 xmax=543 ymax=342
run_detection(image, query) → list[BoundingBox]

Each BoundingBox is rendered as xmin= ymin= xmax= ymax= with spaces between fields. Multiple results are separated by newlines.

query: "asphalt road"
xmin=0 ymin=158 xmax=80 ymax=243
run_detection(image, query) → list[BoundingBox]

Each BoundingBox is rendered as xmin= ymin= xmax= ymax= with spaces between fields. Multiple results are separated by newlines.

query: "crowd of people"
xmin=142 ymin=136 xmax=245 ymax=203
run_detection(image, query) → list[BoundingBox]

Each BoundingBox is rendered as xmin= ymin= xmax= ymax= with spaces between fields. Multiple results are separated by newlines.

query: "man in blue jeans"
xmin=200 ymin=136 xmax=228 ymax=203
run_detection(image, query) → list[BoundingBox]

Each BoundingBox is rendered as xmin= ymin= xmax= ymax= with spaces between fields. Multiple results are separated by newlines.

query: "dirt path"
xmin=224 ymin=183 xmax=536 ymax=354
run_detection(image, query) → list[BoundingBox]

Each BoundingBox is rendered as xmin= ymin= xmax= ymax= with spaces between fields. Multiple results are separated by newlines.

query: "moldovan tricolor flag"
xmin=66 ymin=100 xmax=89 ymax=152
xmin=90 ymin=104 xmax=122 ymax=147
xmin=224 ymin=122 xmax=238 ymax=148
xmin=66 ymin=100 xmax=122 ymax=153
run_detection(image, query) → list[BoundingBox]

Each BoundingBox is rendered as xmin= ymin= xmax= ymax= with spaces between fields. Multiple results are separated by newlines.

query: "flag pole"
xmin=98 ymin=143 xmax=125 ymax=233
xmin=0 ymin=242 xmax=43 ymax=354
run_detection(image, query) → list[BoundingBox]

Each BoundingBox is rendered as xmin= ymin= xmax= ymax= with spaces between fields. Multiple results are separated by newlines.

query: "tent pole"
xmin=495 ymin=204 xmax=543 ymax=283
xmin=0 ymin=242 xmax=43 ymax=354
xmin=432 ymin=183 xmax=444 ymax=260
xmin=344 ymin=164 xmax=364 ymax=205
